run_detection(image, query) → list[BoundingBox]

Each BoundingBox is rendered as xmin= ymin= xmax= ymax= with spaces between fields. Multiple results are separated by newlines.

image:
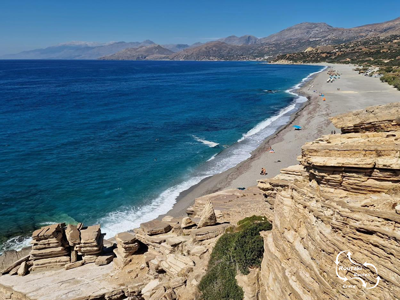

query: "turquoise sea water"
xmin=0 ymin=60 xmax=323 ymax=251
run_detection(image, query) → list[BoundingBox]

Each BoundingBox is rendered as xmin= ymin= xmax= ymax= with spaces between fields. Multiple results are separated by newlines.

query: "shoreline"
xmin=163 ymin=62 xmax=400 ymax=218
xmin=0 ymin=63 xmax=323 ymax=254
xmin=161 ymin=64 xmax=327 ymax=218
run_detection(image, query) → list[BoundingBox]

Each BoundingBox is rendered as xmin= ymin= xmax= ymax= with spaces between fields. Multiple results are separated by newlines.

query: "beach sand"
xmin=165 ymin=63 xmax=400 ymax=218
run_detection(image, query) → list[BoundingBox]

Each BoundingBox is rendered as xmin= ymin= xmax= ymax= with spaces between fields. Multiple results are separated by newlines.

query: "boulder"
xmin=165 ymin=237 xmax=183 ymax=247
xmin=65 ymin=260 xmax=84 ymax=270
xmin=140 ymin=220 xmax=172 ymax=236
xmin=95 ymin=254 xmax=114 ymax=266
xmin=9 ymin=265 xmax=20 ymax=276
xmin=197 ymin=201 xmax=217 ymax=228
xmin=191 ymin=223 xmax=231 ymax=241
xmin=181 ymin=217 xmax=195 ymax=229
xmin=17 ymin=261 xmax=28 ymax=276
xmin=65 ymin=224 xmax=80 ymax=246
xmin=142 ymin=279 xmax=161 ymax=296
xmin=71 ymin=250 xmax=78 ymax=263
xmin=189 ymin=246 xmax=207 ymax=257
xmin=162 ymin=216 xmax=174 ymax=222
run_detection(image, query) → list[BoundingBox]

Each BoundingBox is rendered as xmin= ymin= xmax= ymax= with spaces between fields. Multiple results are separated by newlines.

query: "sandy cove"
xmin=166 ymin=63 xmax=400 ymax=218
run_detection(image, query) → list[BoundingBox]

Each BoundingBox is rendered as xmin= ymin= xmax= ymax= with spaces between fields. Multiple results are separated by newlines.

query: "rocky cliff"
xmin=258 ymin=102 xmax=400 ymax=299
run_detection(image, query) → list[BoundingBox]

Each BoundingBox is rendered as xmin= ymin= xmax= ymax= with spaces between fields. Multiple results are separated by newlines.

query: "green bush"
xmin=199 ymin=216 xmax=272 ymax=300
xmin=234 ymin=223 xmax=269 ymax=274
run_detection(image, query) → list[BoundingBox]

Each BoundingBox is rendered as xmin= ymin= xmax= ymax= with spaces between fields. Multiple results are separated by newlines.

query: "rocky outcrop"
xmin=75 ymin=225 xmax=104 ymax=264
xmin=1 ymin=223 xmax=111 ymax=278
xmin=330 ymin=102 xmax=400 ymax=133
xmin=30 ymin=224 xmax=70 ymax=272
xmin=197 ymin=201 xmax=217 ymax=228
xmin=258 ymin=102 xmax=400 ymax=300
xmin=113 ymin=232 xmax=140 ymax=269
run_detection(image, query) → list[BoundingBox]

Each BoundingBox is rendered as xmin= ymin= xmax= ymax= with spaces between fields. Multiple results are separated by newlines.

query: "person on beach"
xmin=260 ymin=168 xmax=267 ymax=175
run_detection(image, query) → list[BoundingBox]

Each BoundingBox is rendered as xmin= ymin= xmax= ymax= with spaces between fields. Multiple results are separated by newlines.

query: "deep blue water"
xmin=0 ymin=60 xmax=322 ymax=251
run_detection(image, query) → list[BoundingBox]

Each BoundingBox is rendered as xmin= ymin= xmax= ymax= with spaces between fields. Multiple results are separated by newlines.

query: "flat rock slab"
xmin=80 ymin=225 xmax=101 ymax=243
xmin=140 ymin=220 xmax=172 ymax=236
xmin=0 ymin=262 xmax=116 ymax=300
xmin=191 ymin=223 xmax=232 ymax=241
xmin=115 ymin=232 xmax=137 ymax=244
xmin=95 ymin=254 xmax=114 ymax=266
xmin=32 ymin=223 xmax=64 ymax=241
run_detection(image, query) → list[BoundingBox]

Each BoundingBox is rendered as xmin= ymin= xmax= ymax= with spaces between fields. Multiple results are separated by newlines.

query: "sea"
xmin=0 ymin=60 xmax=323 ymax=253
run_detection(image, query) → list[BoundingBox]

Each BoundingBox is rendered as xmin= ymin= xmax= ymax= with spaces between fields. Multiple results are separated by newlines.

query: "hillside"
xmin=272 ymin=34 xmax=400 ymax=90
xmin=99 ymin=44 xmax=174 ymax=60
xmin=168 ymin=41 xmax=270 ymax=61
xmin=262 ymin=17 xmax=400 ymax=46
xmin=218 ymin=35 xmax=261 ymax=45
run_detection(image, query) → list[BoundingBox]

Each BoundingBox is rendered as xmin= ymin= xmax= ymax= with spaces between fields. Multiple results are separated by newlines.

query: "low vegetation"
xmin=199 ymin=216 xmax=272 ymax=300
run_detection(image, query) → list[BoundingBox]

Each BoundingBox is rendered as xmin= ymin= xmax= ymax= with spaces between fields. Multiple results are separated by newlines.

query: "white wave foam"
xmin=238 ymin=103 xmax=296 ymax=142
xmin=0 ymin=236 xmax=32 ymax=255
xmin=207 ymin=153 xmax=218 ymax=161
xmin=239 ymin=66 xmax=326 ymax=142
xmin=100 ymin=175 xmax=205 ymax=237
xmin=192 ymin=135 xmax=219 ymax=148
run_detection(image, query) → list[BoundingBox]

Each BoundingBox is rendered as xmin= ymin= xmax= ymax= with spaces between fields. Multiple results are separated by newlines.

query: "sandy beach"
xmin=166 ymin=63 xmax=400 ymax=217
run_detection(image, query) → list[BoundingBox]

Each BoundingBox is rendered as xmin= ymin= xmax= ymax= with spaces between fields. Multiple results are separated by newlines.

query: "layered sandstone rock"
xmin=258 ymin=102 xmax=400 ymax=300
xmin=330 ymin=102 xmax=400 ymax=133
xmin=75 ymin=225 xmax=104 ymax=264
xmin=29 ymin=224 xmax=70 ymax=272
xmin=113 ymin=232 xmax=139 ymax=269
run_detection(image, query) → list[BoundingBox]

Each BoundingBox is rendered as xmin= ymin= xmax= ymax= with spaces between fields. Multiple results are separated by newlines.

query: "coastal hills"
xmin=272 ymin=34 xmax=400 ymax=90
xmin=3 ymin=17 xmax=400 ymax=61
xmin=0 ymin=40 xmax=157 ymax=60
xmin=99 ymin=45 xmax=174 ymax=61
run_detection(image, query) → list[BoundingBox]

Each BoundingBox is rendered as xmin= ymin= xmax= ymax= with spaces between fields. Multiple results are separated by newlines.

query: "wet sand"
xmin=164 ymin=63 xmax=400 ymax=218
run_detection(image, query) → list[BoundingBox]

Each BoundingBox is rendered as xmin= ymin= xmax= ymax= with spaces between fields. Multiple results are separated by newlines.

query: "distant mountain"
xmin=218 ymin=35 xmax=261 ymax=45
xmin=1 ymin=40 xmax=156 ymax=59
xmin=261 ymin=17 xmax=400 ymax=47
xmin=100 ymin=44 xmax=174 ymax=60
xmin=2 ymin=17 xmax=400 ymax=61
xmin=169 ymin=41 xmax=268 ymax=61
xmin=161 ymin=44 xmax=190 ymax=52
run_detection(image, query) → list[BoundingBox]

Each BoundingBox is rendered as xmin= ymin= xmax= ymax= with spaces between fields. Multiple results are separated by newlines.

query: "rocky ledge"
xmin=258 ymin=102 xmax=400 ymax=299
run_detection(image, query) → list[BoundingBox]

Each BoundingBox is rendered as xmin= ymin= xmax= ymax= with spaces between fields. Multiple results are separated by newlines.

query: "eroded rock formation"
xmin=258 ymin=102 xmax=400 ymax=300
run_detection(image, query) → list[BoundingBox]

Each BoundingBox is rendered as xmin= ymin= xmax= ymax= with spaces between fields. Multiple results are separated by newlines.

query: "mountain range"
xmin=2 ymin=17 xmax=400 ymax=61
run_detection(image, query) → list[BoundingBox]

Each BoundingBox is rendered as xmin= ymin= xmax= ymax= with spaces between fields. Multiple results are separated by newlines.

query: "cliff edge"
xmin=258 ymin=102 xmax=400 ymax=299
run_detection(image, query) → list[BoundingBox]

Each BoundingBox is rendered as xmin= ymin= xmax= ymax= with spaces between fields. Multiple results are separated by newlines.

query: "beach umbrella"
xmin=293 ymin=125 xmax=302 ymax=130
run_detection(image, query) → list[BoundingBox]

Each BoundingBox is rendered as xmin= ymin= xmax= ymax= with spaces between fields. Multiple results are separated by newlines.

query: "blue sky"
xmin=1 ymin=0 xmax=399 ymax=55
